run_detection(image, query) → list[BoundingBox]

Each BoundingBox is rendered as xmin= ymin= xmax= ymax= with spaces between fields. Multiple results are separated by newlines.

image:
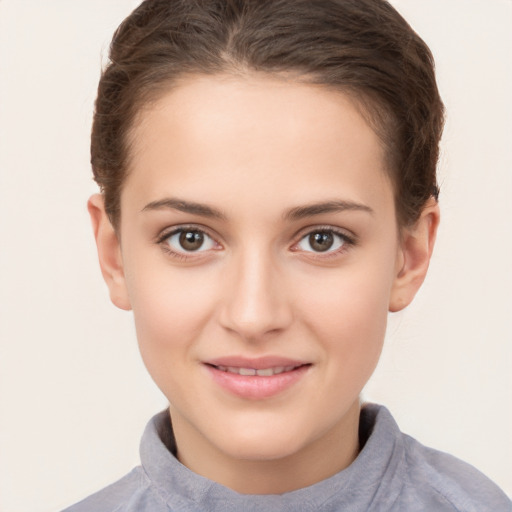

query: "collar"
xmin=139 ymin=403 xmax=406 ymax=512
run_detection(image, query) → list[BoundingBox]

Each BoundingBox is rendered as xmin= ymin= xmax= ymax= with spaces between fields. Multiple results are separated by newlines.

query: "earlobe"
xmin=389 ymin=199 xmax=440 ymax=312
xmin=88 ymin=194 xmax=132 ymax=311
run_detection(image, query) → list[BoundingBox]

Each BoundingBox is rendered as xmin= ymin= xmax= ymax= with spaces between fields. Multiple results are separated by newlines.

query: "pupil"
xmin=179 ymin=231 xmax=204 ymax=251
xmin=310 ymin=232 xmax=333 ymax=252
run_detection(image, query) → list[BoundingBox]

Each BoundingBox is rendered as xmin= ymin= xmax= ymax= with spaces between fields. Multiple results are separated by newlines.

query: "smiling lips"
xmin=204 ymin=357 xmax=311 ymax=400
xmin=213 ymin=365 xmax=300 ymax=376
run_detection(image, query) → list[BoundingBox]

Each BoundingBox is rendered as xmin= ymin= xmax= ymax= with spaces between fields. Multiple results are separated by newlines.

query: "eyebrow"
xmin=141 ymin=198 xmax=227 ymax=220
xmin=283 ymin=200 xmax=374 ymax=221
xmin=141 ymin=197 xmax=373 ymax=221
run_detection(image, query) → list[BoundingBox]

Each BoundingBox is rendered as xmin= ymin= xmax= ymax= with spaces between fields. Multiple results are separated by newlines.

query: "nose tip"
xmin=218 ymin=255 xmax=292 ymax=341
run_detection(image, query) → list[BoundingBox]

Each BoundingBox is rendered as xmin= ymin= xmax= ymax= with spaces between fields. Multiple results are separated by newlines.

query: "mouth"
xmin=207 ymin=363 xmax=306 ymax=377
xmin=203 ymin=358 xmax=312 ymax=399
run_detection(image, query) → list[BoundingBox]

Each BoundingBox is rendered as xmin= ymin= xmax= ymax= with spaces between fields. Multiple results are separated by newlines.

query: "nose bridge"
xmin=219 ymin=243 xmax=291 ymax=340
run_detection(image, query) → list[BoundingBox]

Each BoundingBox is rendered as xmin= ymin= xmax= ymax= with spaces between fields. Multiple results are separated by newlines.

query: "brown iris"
xmin=309 ymin=232 xmax=334 ymax=252
xmin=179 ymin=230 xmax=204 ymax=251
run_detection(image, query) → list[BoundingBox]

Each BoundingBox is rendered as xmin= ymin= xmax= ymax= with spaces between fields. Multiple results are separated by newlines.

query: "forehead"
xmin=123 ymin=74 xmax=394 ymax=220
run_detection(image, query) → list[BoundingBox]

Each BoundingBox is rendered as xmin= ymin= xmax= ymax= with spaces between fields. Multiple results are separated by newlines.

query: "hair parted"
xmin=92 ymin=0 xmax=444 ymax=228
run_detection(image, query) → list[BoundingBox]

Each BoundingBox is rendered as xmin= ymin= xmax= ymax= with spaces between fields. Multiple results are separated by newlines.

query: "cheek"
xmin=297 ymin=263 xmax=393 ymax=369
xmin=125 ymin=263 xmax=220 ymax=384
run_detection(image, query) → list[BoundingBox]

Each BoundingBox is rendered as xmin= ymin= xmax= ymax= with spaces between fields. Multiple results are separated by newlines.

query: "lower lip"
xmin=205 ymin=364 xmax=311 ymax=400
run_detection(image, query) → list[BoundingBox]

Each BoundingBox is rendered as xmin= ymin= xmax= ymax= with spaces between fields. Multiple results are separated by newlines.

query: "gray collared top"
xmin=62 ymin=404 xmax=512 ymax=511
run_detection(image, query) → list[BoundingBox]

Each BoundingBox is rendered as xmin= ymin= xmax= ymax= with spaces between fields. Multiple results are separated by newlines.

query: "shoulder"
xmin=399 ymin=432 xmax=512 ymax=511
xmin=360 ymin=404 xmax=511 ymax=511
xmin=60 ymin=466 xmax=167 ymax=512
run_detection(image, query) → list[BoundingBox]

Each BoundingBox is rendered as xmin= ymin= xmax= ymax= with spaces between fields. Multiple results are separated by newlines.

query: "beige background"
xmin=0 ymin=1 xmax=511 ymax=510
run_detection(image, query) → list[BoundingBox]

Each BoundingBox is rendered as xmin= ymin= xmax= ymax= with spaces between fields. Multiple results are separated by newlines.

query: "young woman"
xmin=63 ymin=0 xmax=511 ymax=510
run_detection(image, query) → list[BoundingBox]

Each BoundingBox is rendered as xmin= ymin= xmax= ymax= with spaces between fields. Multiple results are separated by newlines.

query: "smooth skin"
xmin=89 ymin=74 xmax=439 ymax=494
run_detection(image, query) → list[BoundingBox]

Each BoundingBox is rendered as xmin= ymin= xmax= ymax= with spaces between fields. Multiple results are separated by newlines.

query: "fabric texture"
xmin=62 ymin=404 xmax=512 ymax=511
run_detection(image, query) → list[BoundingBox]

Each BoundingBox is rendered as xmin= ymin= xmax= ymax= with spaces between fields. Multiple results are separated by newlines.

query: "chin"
xmin=224 ymin=437 xmax=305 ymax=462
xmin=210 ymin=419 xmax=314 ymax=462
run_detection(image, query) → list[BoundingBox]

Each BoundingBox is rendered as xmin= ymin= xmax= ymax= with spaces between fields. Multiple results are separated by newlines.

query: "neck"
xmin=170 ymin=401 xmax=361 ymax=495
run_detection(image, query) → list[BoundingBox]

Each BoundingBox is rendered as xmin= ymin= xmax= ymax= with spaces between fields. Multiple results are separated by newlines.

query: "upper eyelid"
xmin=155 ymin=224 xmax=219 ymax=244
xmin=293 ymin=224 xmax=357 ymax=243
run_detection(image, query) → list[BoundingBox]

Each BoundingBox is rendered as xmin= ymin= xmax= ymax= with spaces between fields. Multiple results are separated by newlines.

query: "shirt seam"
xmin=140 ymin=463 xmax=177 ymax=510
xmin=403 ymin=448 xmax=462 ymax=512
xmin=103 ymin=471 xmax=152 ymax=512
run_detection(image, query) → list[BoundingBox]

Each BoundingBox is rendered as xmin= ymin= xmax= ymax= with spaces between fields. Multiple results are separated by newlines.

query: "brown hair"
xmin=92 ymin=0 xmax=444 ymax=228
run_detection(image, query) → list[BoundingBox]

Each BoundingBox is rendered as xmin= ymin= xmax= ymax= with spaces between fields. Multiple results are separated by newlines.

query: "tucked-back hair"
xmin=92 ymin=0 xmax=444 ymax=228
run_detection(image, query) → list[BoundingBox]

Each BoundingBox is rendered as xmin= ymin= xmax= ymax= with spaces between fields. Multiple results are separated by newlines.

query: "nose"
xmin=218 ymin=248 xmax=293 ymax=341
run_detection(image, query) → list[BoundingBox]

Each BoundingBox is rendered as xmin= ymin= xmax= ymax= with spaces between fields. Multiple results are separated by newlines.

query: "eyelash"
xmin=156 ymin=225 xmax=220 ymax=261
xmin=291 ymin=226 xmax=357 ymax=258
xmin=155 ymin=225 xmax=357 ymax=261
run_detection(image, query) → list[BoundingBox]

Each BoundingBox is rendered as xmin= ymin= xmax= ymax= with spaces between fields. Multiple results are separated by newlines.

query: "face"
xmin=92 ymin=74 xmax=435 ymax=491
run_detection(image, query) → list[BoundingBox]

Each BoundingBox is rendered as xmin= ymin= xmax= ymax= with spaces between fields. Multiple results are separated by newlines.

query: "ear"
xmin=389 ymin=198 xmax=440 ymax=312
xmin=88 ymin=194 xmax=132 ymax=311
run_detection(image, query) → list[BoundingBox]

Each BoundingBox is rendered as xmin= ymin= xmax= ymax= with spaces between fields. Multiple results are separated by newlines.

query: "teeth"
xmin=256 ymin=368 xmax=274 ymax=376
xmin=238 ymin=367 xmax=256 ymax=376
xmin=215 ymin=365 xmax=300 ymax=376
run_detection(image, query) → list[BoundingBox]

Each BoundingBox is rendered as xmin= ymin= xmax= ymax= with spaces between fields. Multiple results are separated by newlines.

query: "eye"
xmin=296 ymin=229 xmax=351 ymax=253
xmin=164 ymin=228 xmax=217 ymax=253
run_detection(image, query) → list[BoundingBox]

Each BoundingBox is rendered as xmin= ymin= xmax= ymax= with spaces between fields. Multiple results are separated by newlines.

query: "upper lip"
xmin=204 ymin=356 xmax=310 ymax=370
